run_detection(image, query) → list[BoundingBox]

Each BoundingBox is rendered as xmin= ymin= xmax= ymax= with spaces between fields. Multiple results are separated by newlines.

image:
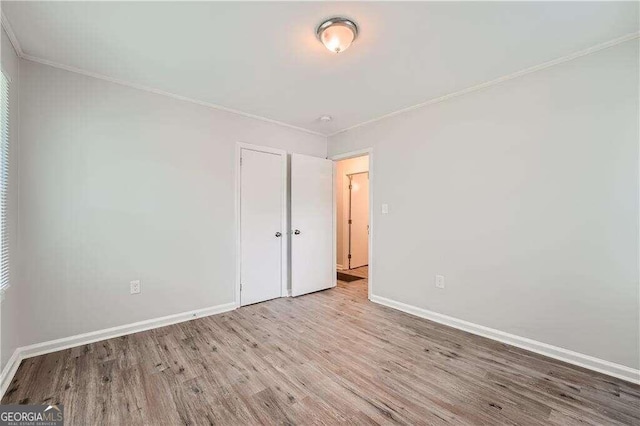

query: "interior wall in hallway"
xmin=335 ymin=156 xmax=369 ymax=269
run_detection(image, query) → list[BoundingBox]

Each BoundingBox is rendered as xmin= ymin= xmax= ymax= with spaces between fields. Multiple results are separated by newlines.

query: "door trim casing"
xmin=330 ymin=148 xmax=374 ymax=300
xmin=235 ymin=142 xmax=288 ymax=307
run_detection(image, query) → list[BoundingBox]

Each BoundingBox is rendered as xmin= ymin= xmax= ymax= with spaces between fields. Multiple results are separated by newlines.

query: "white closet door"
xmin=291 ymin=154 xmax=334 ymax=297
xmin=349 ymin=173 xmax=369 ymax=268
xmin=240 ymin=149 xmax=283 ymax=306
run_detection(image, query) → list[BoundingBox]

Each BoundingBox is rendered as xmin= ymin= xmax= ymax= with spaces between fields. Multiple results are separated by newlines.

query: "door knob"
xmin=294 ymin=229 xmax=301 ymax=235
xmin=275 ymin=232 xmax=282 ymax=237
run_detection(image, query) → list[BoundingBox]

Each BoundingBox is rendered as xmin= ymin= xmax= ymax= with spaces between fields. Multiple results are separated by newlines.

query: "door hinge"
xmin=348 ymin=254 xmax=352 ymax=259
xmin=240 ymin=157 xmax=243 ymax=166
xmin=348 ymin=219 xmax=352 ymax=224
xmin=240 ymin=283 xmax=242 ymax=291
xmin=349 ymin=185 xmax=352 ymax=189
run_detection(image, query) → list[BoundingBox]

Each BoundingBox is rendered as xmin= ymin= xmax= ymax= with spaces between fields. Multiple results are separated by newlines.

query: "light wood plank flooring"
xmin=3 ymin=276 xmax=639 ymax=425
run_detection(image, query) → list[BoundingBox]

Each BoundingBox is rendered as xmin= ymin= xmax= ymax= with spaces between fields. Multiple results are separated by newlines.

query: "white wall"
xmin=17 ymin=60 xmax=326 ymax=348
xmin=1 ymin=28 xmax=23 ymax=371
xmin=335 ymin=156 xmax=368 ymax=268
xmin=328 ymin=40 xmax=639 ymax=369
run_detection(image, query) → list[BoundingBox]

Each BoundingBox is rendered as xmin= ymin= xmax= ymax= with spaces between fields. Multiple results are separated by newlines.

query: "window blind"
xmin=0 ymin=71 xmax=9 ymax=294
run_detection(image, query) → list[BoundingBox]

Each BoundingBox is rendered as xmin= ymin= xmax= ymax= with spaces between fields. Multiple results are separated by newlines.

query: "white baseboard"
xmin=0 ymin=301 xmax=236 ymax=399
xmin=370 ymin=294 xmax=640 ymax=385
xmin=3 ymin=295 xmax=637 ymax=400
xmin=0 ymin=349 xmax=22 ymax=400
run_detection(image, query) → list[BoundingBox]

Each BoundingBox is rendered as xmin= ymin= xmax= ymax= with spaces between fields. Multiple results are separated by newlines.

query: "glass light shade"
xmin=320 ymin=24 xmax=355 ymax=53
xmin=317 ymin=18 xmax=358 ymax=54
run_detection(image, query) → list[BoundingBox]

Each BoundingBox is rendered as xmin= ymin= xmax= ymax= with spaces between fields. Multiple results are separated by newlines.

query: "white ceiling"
xmin=3 ymin=1 xmax=639 ymax=135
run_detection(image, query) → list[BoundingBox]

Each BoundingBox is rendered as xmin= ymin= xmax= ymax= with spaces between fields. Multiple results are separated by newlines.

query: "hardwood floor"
xmin=3 ymin=276 xmax=639 ymax=425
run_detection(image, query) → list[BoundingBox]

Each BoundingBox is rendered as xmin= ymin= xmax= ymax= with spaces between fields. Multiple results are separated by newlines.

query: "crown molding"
xmin=328 ymin=31 xmax=640 ymax=138
xmin=2 ymin=12 xmax=325 ymax=138
xmin=0 ymin=11 xmax=23 ymax=57
xmin=3 ymin=7 xmax=638 ymax=139
xmin=21 ymin=54 xmax=326 ymax=137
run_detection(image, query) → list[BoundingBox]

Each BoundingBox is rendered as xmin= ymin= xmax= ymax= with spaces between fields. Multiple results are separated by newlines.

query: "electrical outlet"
xmin=435 ymin=275 xmax=445 ymax=289
xmin=130 ymin=280 xmax=141 ymax=294
xmin=381 ymin=203 xmax=389 ymax=214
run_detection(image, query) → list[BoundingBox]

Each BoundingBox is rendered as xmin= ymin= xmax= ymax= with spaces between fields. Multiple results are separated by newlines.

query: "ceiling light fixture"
xmin=316 ymin=17 xmax=358 ymax=53
xmin=319 ymin=115 xmax=333 ymax=122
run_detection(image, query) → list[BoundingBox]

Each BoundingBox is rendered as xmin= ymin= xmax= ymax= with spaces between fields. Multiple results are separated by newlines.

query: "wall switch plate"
xmin=130 ymin=280 xmax=141 ymax=294
xmin=435 ymin=275 xmax=445 ymax=289
xmin=381 ymin=204 xmax=389 ymax=214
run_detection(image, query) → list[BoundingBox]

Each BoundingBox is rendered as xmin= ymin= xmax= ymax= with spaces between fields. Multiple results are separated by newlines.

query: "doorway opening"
xmin=333 ymin=153 xmax=370 ymax=296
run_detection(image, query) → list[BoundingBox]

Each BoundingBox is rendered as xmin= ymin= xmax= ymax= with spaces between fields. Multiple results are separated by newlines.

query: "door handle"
xmin=294 ymin=229 xmax=301 ymax=235
xmin=275 ymin=232 xmax=282 ymax=237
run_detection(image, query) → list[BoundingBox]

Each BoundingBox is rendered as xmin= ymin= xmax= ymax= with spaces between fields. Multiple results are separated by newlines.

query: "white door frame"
xmin=235 ymin=142 xmax=288 ymax=307
xmin=330 ymin=148 xmax=374 ymax=300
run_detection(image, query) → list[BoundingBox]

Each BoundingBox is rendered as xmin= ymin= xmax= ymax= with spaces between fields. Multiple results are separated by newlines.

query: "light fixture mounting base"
xmin=316 ymin=17 xmax=359 ymax=41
